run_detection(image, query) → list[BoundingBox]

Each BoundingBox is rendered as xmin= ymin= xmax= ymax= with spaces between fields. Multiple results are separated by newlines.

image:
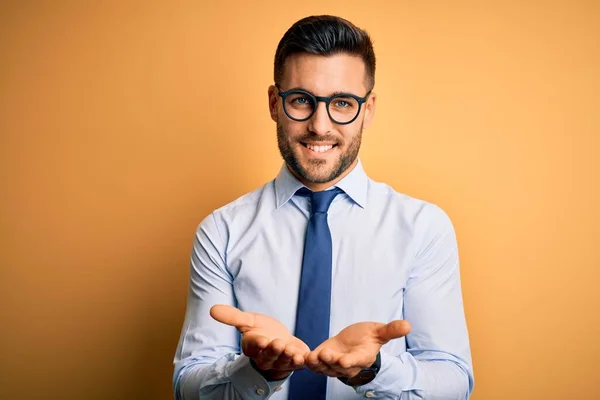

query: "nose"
xmin=307 ymin=101 xmax=333 ymax=135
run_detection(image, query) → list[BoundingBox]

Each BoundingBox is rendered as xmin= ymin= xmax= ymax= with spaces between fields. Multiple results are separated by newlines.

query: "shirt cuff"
xmin=227 ymin=354 xmax=289 ymax=398
xmin=354 ymin=350 xmax=420 ymax=398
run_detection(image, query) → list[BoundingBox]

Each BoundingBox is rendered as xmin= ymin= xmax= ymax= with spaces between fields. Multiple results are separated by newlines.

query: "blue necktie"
xmin=289 ymin=187 xmax=342 ymax=400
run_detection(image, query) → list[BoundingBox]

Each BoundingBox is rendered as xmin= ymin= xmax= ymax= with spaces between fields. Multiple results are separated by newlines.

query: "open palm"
xmin=210 ymin=305 xmax=310 ymax=379
xmin=307 ymin=320 xmax=411 ymax=377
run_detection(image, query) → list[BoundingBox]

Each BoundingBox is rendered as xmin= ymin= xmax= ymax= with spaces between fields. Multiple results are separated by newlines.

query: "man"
xmin=173 ymin=15 xmax=474 ymax=400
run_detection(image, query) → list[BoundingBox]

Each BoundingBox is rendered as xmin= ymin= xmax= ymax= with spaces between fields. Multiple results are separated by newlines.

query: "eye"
xmin=290 ymin=95 xmax=312 ymax=105
xmin=332 ymin=97 xmax=356 ymax=109
xmin=334 ymin=100 xmax=351 ymax=108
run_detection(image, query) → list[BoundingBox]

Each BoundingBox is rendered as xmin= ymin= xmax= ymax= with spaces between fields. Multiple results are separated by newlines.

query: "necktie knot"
xmin=297 ymin=187 xmax=343 ymax=214
xmin=311 ymin=188 xmax=342 ymax=213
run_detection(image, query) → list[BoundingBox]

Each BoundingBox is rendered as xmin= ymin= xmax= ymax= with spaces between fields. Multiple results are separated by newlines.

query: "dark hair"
xmin=274 ymin=15 xmax=376 ymax=90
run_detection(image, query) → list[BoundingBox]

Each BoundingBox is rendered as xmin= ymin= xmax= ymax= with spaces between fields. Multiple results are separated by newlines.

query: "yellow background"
xmin=1 ymin=1 xmax=599 ymax=399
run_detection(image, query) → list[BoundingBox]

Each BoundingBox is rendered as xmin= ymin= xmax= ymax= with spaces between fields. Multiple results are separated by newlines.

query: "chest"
xmin=226 ymin=207 xmax=414 ymax=333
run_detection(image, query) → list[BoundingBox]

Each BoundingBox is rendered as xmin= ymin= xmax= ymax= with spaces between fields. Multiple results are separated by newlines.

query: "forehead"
xmin=280 ymin=53 xmax=368 ymax=96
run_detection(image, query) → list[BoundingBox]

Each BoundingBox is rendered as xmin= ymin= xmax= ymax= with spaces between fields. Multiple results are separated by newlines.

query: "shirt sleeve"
xmin=172 ymin=212 xmax=290 ymax=400
xmin=354 ymin=204 xmax=475 ymax=399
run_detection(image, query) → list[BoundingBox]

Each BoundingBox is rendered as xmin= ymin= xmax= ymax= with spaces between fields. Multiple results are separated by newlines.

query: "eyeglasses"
xmin=275 ymin=84 xmax=371 ymax=125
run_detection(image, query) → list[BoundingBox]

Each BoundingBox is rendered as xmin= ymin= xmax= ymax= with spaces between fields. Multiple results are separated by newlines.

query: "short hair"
xmin=274 ymin=15 xmax=376 ymax=90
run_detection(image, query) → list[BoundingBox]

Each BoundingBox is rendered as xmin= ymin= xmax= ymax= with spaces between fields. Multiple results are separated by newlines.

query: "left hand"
xmin=210 ymin=305 xmax=309 ymax=380
xmin=306 ymin=320 xmax=411 ymax=378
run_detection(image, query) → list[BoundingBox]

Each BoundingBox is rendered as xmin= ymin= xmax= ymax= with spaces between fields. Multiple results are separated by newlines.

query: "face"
xmin=269 ymin=53 xmax=376 ymax=190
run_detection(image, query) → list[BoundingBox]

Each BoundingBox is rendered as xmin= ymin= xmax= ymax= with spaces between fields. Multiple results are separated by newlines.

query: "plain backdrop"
xmin=1 ymin=1 xmax=599 ymax=399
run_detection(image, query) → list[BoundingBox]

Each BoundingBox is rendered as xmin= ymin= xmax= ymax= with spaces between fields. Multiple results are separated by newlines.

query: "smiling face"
xmin=269 ymin=53 xmax=376 ymax=191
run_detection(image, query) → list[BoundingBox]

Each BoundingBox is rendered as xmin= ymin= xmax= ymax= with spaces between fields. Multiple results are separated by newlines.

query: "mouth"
xmin=301 ymin=142 xmax=338 ymax=154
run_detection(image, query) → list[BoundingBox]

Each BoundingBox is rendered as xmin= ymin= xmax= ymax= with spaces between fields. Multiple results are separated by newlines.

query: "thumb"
xmin=210 ymin=305 xmax=255 ymax=332
xmin=376 ymin=320 xmax=411 ymax=343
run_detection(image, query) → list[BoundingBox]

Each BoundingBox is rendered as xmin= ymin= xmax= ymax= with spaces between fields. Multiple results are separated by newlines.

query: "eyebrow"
xmin=286 ymin=87 xmax=360 ymax=97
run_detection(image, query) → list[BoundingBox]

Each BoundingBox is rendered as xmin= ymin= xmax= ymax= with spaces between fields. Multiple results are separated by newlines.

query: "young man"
xmin=173 ymin=15 xmax=474 ymax=400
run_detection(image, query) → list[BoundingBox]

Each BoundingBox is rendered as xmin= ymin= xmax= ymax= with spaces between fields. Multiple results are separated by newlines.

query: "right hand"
xmin=210 ymin=304 xmax=309 ymax=380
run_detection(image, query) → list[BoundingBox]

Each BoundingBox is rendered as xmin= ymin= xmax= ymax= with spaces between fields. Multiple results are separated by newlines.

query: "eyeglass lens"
xmin=283 ymin=92 xmax=360 ymax=123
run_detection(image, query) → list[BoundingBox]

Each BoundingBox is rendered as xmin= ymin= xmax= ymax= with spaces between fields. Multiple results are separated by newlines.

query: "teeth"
xmin=306 ymin=144 xmax=333 ymax=153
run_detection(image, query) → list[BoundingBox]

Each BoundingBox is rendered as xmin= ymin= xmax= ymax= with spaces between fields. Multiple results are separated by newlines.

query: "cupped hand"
xmin=306 ymin=320 xmax=411 ymax=378
xmin=210 ymin=304 xmax=310 ymax=380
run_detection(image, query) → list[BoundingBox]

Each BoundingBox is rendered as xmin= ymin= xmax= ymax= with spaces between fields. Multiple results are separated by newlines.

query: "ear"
xmin=362 ymin=92 xmax=376 ymax=129
xmin=268 ymin=85 xmax=279 ymax=123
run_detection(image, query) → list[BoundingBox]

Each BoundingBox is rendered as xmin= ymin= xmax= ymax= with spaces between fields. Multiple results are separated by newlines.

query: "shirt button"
xmin=274 ymin=386 xmax=282 ymax=392
xmin=256 ymin=388 xmax=265 ymax=395
xmin=365 ymin=391 xmax=376 ymax=398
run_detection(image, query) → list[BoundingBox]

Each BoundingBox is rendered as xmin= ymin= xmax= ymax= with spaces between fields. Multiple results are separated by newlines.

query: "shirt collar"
xmin=274 ymin=158 xmax=368 ymax=209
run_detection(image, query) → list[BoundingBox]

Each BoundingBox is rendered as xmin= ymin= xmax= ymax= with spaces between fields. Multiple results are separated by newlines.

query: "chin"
xmin=301 ymin=165 xmax=339 ymax=184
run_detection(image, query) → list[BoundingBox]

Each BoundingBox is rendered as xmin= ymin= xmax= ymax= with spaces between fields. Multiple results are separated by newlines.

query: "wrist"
xmin=249 ymin=358 xmax=291 ymax=381
xmin=338 ymin=351 xmax=381 ymax=387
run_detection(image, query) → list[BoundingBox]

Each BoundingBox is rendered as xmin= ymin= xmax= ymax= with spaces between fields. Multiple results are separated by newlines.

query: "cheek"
xmin=337 ymin=128 xmax=357 ymax=144
xmin=282 ymin=122 xmax=307 ymax=139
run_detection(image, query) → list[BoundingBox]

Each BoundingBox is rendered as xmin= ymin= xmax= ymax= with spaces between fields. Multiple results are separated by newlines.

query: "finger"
xmin=339 ymin=349 xmax=375 ymax=369
xmin=255 ymin=338 xmax=288 ymax=370
xmin=210 ymin=305 xmax=255 ymax=332
xmin=242 ymin=334 xmax=270 ymax=358
xmin=310 ymin=361 xmax=330 ymax=375
xmin=292 ymin=353 xmax=305 ymax=367
xmin=290 ymin=337 xmax=311 ymax=355
xmin=318 ymin=349 xmax=350 ymax=376
xmin=338 ymin=353 xmax=356 ymax=369
xmin=282 ymin=344 xmax=299 ymax=359
xmin=270 ymin=343 xmax=307 ymax=370
xmin=306 ymin=348 xmax=323 ymax=367
xmin=317 ymin=348 xmax=339 ymax=365
xmin=272 ymin=353 xmax=293 ymax=370
xmin=284 ymin=344 xmax=308 ymax=368
xmin=306 ymin=348 xmax=333 ymax=374
xmin=310 ymin=360 xmax=346 ymax=377
xmin=283 ymin=344 xmax=306 ymax=365
xmin=261 ymin=338 xmax=286 ymax=360
xmin=272 ymin=351 xmax=300 ymax=370
xmin=376 ymin=320 xmax=411 ymax=343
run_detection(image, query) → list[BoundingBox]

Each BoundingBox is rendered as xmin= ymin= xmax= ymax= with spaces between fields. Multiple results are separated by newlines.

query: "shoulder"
xmin=366 ymin=178 xmax=453 ymax=230
xmin=365 ymin=179 xmax=457 ymax=258
xmin=214 ymin=181 xmax=274 ymax=218
xmin=196 ymin=180 xmax=276 ymax=239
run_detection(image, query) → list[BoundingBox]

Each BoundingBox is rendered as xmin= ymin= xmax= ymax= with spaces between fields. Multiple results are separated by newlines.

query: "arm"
xmin=172 ymin=213 xmax=287 ymax=400
xmin=354 ymin=204 xmax=475 ymax=399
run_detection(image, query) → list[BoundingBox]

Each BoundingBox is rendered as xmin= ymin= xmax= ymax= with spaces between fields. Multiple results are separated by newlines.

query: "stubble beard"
xmin=276 ymin=122 xmax=363 ymax=184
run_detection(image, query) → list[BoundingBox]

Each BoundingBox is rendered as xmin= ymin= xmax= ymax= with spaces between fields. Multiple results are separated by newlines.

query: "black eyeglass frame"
xmin=275 ymin=84 xmax=371 ymax=125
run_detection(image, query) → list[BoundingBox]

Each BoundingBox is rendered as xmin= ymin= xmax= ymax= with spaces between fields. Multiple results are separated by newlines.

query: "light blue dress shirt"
xmin=173 ymin=160 xmax=474 ymax=399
